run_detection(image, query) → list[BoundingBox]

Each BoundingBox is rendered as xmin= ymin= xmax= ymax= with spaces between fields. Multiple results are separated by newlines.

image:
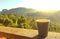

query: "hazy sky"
xmin=0 ymin=0 xmax=60 ymax=11
xmin=0 ymin=0 xmax=23 ymax=11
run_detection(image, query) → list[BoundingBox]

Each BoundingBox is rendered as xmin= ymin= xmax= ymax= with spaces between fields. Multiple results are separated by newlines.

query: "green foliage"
xmin=48 ymin=22 xmax=60 ymax=33
xmin=1 ymin=7 xmax=60 ymax=33
xmin=0 ymin=14 xmax=60 ymax=33
xmin=0 ymin=14 xmax=37 ymax=29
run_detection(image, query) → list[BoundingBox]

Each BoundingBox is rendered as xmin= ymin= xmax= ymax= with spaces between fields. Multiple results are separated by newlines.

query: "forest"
xmin=0 ymin=14 xmax=37 ymax=29
xmin=0 ymin=14 xmax=60 ymax=33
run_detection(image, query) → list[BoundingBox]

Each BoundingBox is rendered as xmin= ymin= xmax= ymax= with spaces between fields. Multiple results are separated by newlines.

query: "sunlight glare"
xmin=20 ymin=0 xmax=60 ymax=12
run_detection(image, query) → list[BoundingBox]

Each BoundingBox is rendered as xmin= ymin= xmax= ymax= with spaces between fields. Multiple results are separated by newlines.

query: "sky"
xmin=0 ymin=0 xmax=23 ymax=11
xmin=0 ymin=0 xmax=60 ymax=11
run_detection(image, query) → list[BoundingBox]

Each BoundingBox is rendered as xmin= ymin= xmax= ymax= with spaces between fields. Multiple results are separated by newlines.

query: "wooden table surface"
xmin=0 ymin=26 xmax=60 ymax=39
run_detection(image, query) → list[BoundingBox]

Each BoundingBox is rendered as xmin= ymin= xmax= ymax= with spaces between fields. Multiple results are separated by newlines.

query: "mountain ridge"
xmin=0 ymin=7 xmax=60 ymax=23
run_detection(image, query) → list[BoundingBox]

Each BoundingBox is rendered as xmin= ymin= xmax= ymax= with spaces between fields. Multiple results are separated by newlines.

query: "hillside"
xmin=0 ymin=7 xmax=50 ymax=17
xmin=0 ymin=7 xmax=60 ymax=23
xmin=0 ymin=7 xmax=39 ymax=16
xmin=0 ymin=7 xmax=60 ymax=33
xmin=50 ymin=11 xmax=60 ymax=23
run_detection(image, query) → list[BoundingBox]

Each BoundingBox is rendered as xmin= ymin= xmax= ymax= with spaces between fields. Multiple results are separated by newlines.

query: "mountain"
xmin=0 ymin=7 xmax=45 ymax=17
xmin=0 ymin=7 xmax=37 ymax=15
xmin=50 ymin=11 xmax=60 ymax=23
xmin=0 ymin=7 xmax=60 ymax=23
